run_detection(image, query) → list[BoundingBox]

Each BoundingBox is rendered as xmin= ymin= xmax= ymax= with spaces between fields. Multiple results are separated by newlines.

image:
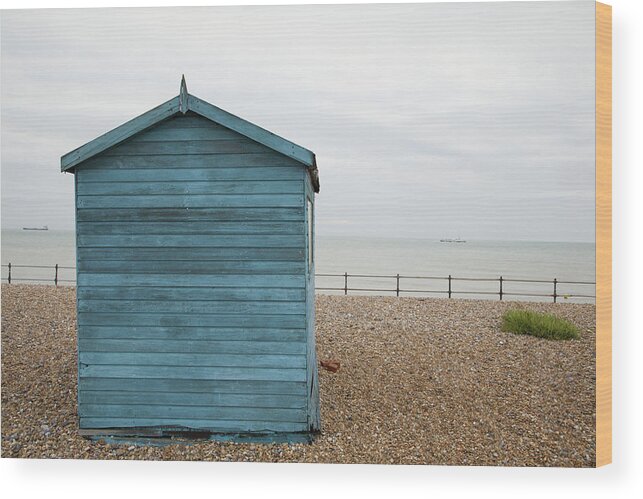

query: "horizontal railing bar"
xmin=397 ymin=276 xmax=448 ymax=280
xmin=502 ymin=278 xmax=595 ymax=285
xmin=450 ymin=277 xmax=502 ymax=282
xmin=1 ymin=264 xmax=75 ymax=269
xmin=502 ymin=292 xmax=555 ymax=298
xmin=309 ymin=289 xmax=596 ymax=298
xmin=317 ymin=274 xmax=447 ymax=280
xmin=501 ymin=278 xmax=557 ymax=283
xmin=344 ymin=274 xmax=398 ymax=279
xmin=319 ymin=274 xmax=455 ymax=281
xmin=553 ymin=294 xmax=596 ymax=298
xmin=3 ymin=264 xmax=58 ymax=269
xmin=1 ymin=277 xmax=56 ymax=282
xmin=501 ymin=292 xmax=596 ymax=298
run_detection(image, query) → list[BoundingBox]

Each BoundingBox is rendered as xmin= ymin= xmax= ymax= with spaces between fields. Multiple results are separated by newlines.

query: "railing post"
xmin=448 ymin=275 xmax=452 ymax=299
xmin=344 ymin=272 xmax=348 ymax=296
xmin=54 ymin=264 xmax=59 ymax=286
xmin=396 ymin=274 xmax=400 ymax=297
xmin=553 ymin=278 xmax=557 ymax=303
xmin=7 ymin=263 xmax=11 ymax=284
xmin=499 ymin=276 xmax=503 ymax=301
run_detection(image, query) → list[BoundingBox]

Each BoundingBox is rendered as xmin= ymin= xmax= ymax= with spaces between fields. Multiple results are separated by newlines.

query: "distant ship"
xmin=22 ymin=225 xmax=48 ymax=231
xmin=440 ymin=237 xmax=466 ymax=243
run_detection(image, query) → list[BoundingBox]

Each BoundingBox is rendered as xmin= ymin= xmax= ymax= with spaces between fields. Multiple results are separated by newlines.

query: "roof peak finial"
xmin=179 ymin=74 xmax=188 ymax=114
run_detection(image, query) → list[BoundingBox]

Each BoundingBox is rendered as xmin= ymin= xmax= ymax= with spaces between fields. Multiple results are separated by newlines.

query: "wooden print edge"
xmin=595 ymin=0 xmax=612 ymax=468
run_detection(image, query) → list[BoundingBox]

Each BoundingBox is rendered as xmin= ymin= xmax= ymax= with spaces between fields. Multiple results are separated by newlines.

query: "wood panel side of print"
xmin=596 ymin=1 xmax=612 ymax=468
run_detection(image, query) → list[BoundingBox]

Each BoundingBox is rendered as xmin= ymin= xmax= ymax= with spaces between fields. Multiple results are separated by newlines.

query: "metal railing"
xmin=316 ymin=272 xmax=595 ymax=303
xmin=2 ymin=263 xmax=595 ymax=303
xmin=2 ymin=263 xmax=76 ymax=286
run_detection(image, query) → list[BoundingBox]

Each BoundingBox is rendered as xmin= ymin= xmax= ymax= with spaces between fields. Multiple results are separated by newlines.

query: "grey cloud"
xmin=1 ymin=2 xmax=595 ymax=242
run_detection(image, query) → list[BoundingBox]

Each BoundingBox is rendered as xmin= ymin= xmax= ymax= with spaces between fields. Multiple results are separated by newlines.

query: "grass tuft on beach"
xmin=501 ymin=309 xmax=580 ymax=340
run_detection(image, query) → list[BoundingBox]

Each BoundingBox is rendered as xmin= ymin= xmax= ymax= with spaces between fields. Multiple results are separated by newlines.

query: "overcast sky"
xmin=1 ymin=1 xmax=595 ymax=242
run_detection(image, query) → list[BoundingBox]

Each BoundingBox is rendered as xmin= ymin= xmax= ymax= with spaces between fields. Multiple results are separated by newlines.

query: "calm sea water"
xmin=1 ymin=229 xmax=595 ymax=303
xmin=315 ymin=236 xmax=595 ymax=303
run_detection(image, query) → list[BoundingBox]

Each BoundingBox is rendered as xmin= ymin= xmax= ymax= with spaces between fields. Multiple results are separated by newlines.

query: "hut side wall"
xmin=304 ymin=172 xmax=321 ymax=431
xmin=74 ymin=112 xmax=309 ymax=434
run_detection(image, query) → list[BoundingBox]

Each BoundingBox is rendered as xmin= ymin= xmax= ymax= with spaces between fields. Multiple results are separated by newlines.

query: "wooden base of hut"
xmin=80 ymin=427 xmax=319 ymax=445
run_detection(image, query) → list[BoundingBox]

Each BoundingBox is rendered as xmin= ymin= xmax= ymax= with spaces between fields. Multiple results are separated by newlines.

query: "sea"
xmin=0 ymin=229 xmax=596 ymax=303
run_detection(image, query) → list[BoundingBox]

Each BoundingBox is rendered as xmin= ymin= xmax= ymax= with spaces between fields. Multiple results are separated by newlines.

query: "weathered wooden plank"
xmin=77 ymin=260 xmax=305 ymax=274
xmin=77 ymin=220 xmax=303 ymax=235
xmin=77 ymin=260 xmax=305 ymax=275
xmin=77 ymin=286 xmax=305 ymax=302
xmin=79 ymin=418 xmax=308 ymax=432
xmin=79 ymin=339 xmax=306 ymax=355
xmin=149 ymin=113 xmax=221 ymax=129
xmin=79 ymin=391 xmax=306 ymax=409
xmin=79 ymin=404 xmax=305 ymax=422
xmin=61 ymin=97 xmax=180 ymax=171
xmin=77 ymin=234 xmax=304 ymax=248
xmin=79 ymin=377 xmax=306 ymax=395
xmin=77 ymin=299 xmax=304 ymax=315
xmin=79 ymin=365 xmax=307 ymax=382
xmin=80 ymin=352 xmax=305 ymax=368
xmin=77 ymin=181 xmax=302 ymax=196
xmin=77 ymin=273 xmax=304 ymax=288
xmin=77 ymin=167 xmax=301 ymax=183
xmin=78 ymin=326 xmax=305 ymax=342
xmin=77 ymin=194 xmax=303 ymax=209
xmin=132 ymin=126 xmax=243 ymax=142
xmin=82 ymin=153 xmax=302 ymax=169
xmin=78 ymin=313 xmax=306 ymax=329
xmin=104 ymin=139 xmax=271 ymax=156
xmin=77 ymin=246 xmax=304 ymax=261
xmin=76 ymin=207 xmax=303 ymax=223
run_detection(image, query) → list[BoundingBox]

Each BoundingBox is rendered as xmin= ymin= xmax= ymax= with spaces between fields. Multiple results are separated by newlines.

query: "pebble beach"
xmin=1 ymin=284 xmax=596 ymax=466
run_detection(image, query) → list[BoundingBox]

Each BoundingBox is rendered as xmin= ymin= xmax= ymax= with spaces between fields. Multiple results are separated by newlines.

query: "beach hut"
xmin=61 ymin=77 xmax=320 ymax=442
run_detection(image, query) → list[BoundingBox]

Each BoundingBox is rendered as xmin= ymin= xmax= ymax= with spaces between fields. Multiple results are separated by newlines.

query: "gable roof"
xmin=61 ymin=76 xmax=319 ymax=192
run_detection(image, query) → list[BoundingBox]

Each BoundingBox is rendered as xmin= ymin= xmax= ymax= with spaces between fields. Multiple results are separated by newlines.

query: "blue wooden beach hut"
xmin=61 ymin=77 xmax=320 ymax=442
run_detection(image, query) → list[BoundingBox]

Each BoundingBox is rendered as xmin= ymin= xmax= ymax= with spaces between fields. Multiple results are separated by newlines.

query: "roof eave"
xmin=187 ymin=94 xmax=316 ymax=169
xmin=61 ymin=90 xmax=319 ymax=194
xmin=61 ymin=96 xmax=181 ymax=172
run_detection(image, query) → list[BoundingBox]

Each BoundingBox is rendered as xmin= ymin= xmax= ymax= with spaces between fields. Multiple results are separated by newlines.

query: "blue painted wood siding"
xmin=75 ymin=112 xmax=312 ymax=434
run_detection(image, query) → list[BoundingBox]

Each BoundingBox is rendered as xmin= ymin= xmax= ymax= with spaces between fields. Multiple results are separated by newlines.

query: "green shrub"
xmin=501 ymin=309 xmax=580 ymax=340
